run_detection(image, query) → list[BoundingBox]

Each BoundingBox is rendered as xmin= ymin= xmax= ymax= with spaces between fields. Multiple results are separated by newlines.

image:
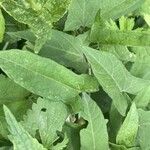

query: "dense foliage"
xmin=0 ymin=0 xmax=150 ymax=149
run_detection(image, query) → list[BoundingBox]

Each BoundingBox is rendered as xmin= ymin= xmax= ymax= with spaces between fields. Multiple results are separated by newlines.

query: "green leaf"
xmin=110 ymin=143 xmax=140 ymax=150
xmin=0 ymin=9 xmax=5 ymax=43
xmin=100 ymin=16 xmax=136 ymax=62
xmin=90 ymin=23 xmax=150 ymax=47
xmin=82 ymin=47 xmax=150 ymax=115
xmin=0 ymin=75 xmax=29 ymax=104
xmin=109 ymin=103 xmax=123 ymax=142
xmin=0 ymin=0 xmax=70 ymax=52
xmin=7 ymin=29 xmax=88 ymax=73
xmin=52 ymin=134 xmax=68 ymax=150
xmin=0 ymin=75 xmax=30 ymax=138
xmin=39 ymin=30 xmax=88 ymax=73
xmin=0 ymin=146 xmax=13 ymax=150
xmin=65 ymin=0 xmax=143 ymax=30
xmin=109 ymin=143 xmax=127 ymax=150
xmin=131 ymin=53 xmax=150 ymax=79
xmin=22 ymin=98 xmax=68 ymax=148
xmin=65 ymin=0 xmax=102 ymax=30
xmin=140 ymin=0 xmax=150 ymax=14
xmin=134 ymin=86 xmax=150 ymax=109
xmin=3 ymin=105 xmax=47 ymax=150
xmin=101 ymin=45 xmax=135 ymax=62
xmin=0 ymin=50 xmax=98 ymax=102
xmin=63 ymin=123 xmax=80 ymax=150
xmin=101 ymin=0 xmax=143 ymax=21
xmin=116 ymin=103 xmax=139 ymax=147
xmin=80 ymin=93 xmax=109 ymax=150
xmin=137 ymin=109 xmax=150 ymax=150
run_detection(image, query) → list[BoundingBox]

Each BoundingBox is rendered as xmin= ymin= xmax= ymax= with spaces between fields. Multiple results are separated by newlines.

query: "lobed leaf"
xmin=22 ymin=98 xmax=68 ymax=148
xmin=80 ymin=93 xmax=109 ymax=150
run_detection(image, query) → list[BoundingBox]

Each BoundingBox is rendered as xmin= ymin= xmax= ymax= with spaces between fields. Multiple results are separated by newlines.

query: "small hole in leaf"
xmin=41 ymin=108 xmax=47 ymax=112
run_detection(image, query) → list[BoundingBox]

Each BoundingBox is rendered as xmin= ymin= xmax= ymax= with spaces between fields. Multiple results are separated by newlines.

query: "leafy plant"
xmin=0 ymin=0 xmax=150 ymax=149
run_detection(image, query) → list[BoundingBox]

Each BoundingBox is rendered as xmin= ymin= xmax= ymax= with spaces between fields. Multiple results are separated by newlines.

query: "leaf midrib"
xmin=0 ymin=56 xmax=80 ymax=93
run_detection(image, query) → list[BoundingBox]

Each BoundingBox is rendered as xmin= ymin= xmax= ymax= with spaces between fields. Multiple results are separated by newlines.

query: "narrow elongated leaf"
xmin=0 ymin=75 xmax=30 ymax=138
xmin=0 ymin=9 xmax=5 ymax=43
xmin=3 ymin=105 xmax=47 ymax=150
xmin=0 ymin=0 xmax=70 ymax=52
xmin=80 ymin=93 xmax=109 ymax=150
xmin=83 ymin=47 xmax=150 ymax=115
xmin=0 ymin=50 xmax=98 ymax=102
xmin=109 ymin=103 xmax=123 ymax=142
xmin=7 ymin=29 xmax=88 ymax=73
xmin=116 ymin=103 xmax=139 ymax=147
xmin=65 ymin=0 xmax=143 ymax=30
xmin=22 ymin=98 xmax=68 ymax=148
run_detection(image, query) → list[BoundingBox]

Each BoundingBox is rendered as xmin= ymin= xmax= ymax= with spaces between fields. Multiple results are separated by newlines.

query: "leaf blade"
xmin=80 ymin=93 xmax=109 ymax=150
xmin=0 ymin=50 xmax=98 ymax=102
xmin=3 ymin=105 xmax=47 ymax=150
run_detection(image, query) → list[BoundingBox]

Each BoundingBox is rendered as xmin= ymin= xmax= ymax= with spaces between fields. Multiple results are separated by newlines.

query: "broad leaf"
xmin=0 ymin=9 xmax=5 ymax=42
xmin=116 ymin=103 xmax=139 ymax=147
xmin=80 ymin=93 xmax=109 ymax=150
xmin=3 ymin=105 xmax=47 ymax=150
xmin=39 ymin=30 xmax=88 ymax=73
xmin=101 ymin=0 xmax=143 ymax=21
xmin=82 ymin=47 xmax=150 ymax=115
xmin=0 ymin=0 xmax=70 ymax=52
xmin=131 ymin=53 xmax=150 ymax=79
xmin=0 ymin=50 xmax=98 ymax=102
xmin=134 ymin=86 xmax=150 ymax=109
xmin=22 ymin=98 xmax=68 ymax=148
xmin=0 ymin=75 xmax=29 ymax=105
xmin=65 ymin=0 xmax=143 ymax=30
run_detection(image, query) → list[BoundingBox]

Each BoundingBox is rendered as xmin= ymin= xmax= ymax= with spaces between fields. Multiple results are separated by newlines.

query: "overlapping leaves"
xmin=0 ymin=0 xmax=70 ymax=52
